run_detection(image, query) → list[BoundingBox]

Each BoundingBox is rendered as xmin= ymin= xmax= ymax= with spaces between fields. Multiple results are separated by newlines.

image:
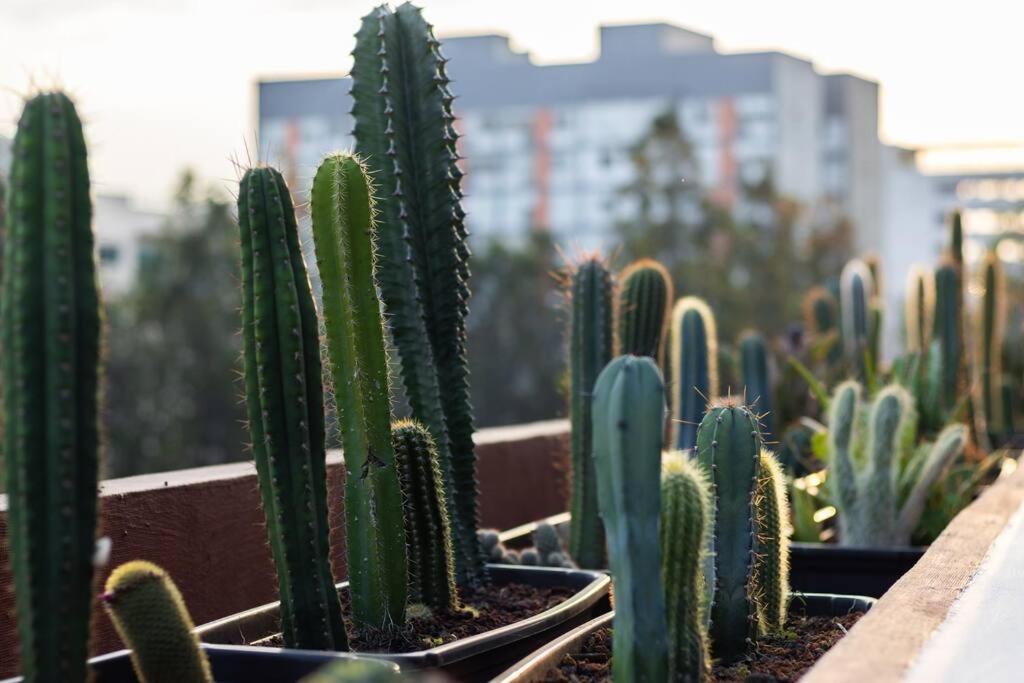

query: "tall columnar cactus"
xmin=3 ymin=92 xmax=101 ymax=682
xmin=239 ymin=166 xmax=347 ymax=649
xmin=310 ymin=154 xmax=408 ymax=631
xmin=593 ymin=355 xmax=669 ymax=682
xmin=755 ymin=450 xmax=790 ymax=633
xmin=738 ymin=331 xmax=775 ymax=442
xmin=695 ymin=399 xmax=762 ymax=664
xmin=840 ymin=258 xmax=874 ymax=379
xmin=392 ymin=419 xmax=458 ymax=612
xmin=101 ymin=561 xmax=212 ymax=683
xmin=670 ymin=297 xmax=719 ymax=451
xmin=568 ymin=257 xmax=614 ymax=568
xmin=904 ymin=265 xmax=935 ymax=354
xmin=351 ymin=2 xmax=482 ymax=584
xmin=802 ymin=286 xmax=841 ymax=365
xmin=661 ymin=454 xmax=711 ymax=683
xmin=617 ymin=258 xmax=673 ymax=362
xmin=980 ymin=251 xmax=1005 ymax=437
xmin=933 ymin=260 xmax=963 ymax=414
xmin=826 ymin=381 xmax=968 ymax=546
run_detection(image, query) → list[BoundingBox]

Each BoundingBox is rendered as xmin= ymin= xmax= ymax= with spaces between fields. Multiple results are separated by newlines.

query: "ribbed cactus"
xmin=670 ymin=297 xmax=718 ymax=451
xmin=826 ymin=381 xmax=967 ymax=546
xmin=840 ymin=258 xmax=874 ymax=379
xmin=310 ymin=154 xmax=408 ymax=632
xmin=351 ymin=2 xmax=482 ymax=585
xmin=933 ymin=260 xmax=963 ymax=415
xmin=300 ymin=660 xmax=403 ymax=683
xmin=617 ymin=258 xmax=673 ymax=362
xmin=239 ymin=166 xmax=347 ymax=649
xmin=755 ymin=450 xmax=790 ymax=633
xmin=695 ymin=399 xmax=761 ymax=664
xmin=980 ymin=251 xmax=1005 ymax=438
xmin=567 ymin=257 xmax=613 ymax=568
xmin=593 ymin=355 xmax=669 ymax=682
xmin=392 ymin=419 xmax=457 ymax=612
xmin=904 ymin=265 xmax=935 ymax=354
xmin=3 ymin=92 xmax=101 ymax=682
xmin=100 ymin=561 xmax=212 ymax=683
xmin=738 ymin=331 xmax=775 ymax=442
xmin=661 ymin=454 xmax=711 ymax=683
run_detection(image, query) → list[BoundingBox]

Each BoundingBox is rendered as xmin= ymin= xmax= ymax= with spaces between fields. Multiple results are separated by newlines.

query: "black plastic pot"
xmin=492 ymin=592 xmax=876 ymax=682
xmin=501 ymin=513 xmax=925 ymax=598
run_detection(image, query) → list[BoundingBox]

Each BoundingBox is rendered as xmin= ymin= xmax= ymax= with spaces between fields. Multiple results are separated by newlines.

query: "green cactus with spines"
xmin=239 ymin=165 xmax=347 ymax=650
xmin=840 ymin=258 xmax=874 ymax=381
xmin=738 ymin=331 xmax=775 ymax=442
xmin=617 ymin=258 xmax=673 ymax=362
xmin=904 ymin=265 xmax=935 ymax=354
xmin=755 ymin=450 xmax=790 ymax=633
xmin=980 ymin=251 xmax=1005 ymax=440
xmin=567 ymin=256 xmax=613 ymax=568
xmin=670 ymin=297 xmax=718 ymax=451
xmin=950 ymin=210 xmax=964 ymax=267
xmin=392 ymin=419 xmax=457 ymax=613
xmin=351 ymin=2 xmax=482 ymax=585
xmin=3 ymin=92 xmax=101 ymax=683
xmin=101 ymin=561 xmax=212 ymax=683
xmin=826 ymin=381 xmax=968 ymax=546
xmin=593 ymin=355 xmax=669 ymax=682
xmin=660 ymin=453 xmax=711 ymax=683
xmin=310 ymin=153 xmax=408 ymax=632
xmin=695 ymin=399 xmax=761 ymax=664
xmin=300 ymin=659 xmax=403 ymax=683
xmin=933 ymin=260 xmax=964 ymax=415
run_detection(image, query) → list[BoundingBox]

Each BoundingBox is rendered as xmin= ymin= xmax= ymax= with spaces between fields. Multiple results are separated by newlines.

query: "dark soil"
xmin=542 ymin=611 xmax=864 ymax=682
xmin=259 ymin=582 xmax=574 ymax=653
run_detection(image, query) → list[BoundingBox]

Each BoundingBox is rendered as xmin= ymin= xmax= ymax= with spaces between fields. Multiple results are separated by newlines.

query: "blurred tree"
xmin=467 ymin=231 xmax=566 ymax=426
xmin=103 ymin=171 xmax=246 ymax=477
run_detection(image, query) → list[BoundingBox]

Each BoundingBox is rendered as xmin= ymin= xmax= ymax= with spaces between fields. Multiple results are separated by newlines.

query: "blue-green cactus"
xmin=904 ymin=265 xmax=935 ymax=355
xmin=840 ymin=258 xmax=874 ymax=381
xmin=738 ymin=331 xmax=775 ymax=442
xmin=617 ymin=258 xmax=673 ymax=362
xmin=670 ymin=297 xmax=718 ymax=451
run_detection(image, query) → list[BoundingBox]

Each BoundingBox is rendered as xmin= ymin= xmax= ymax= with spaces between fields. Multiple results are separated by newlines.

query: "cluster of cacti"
xmin=239 ymin=165 xmax=349 ymax=648
xmin=527 ymin=522 xmax=576 ymax=568
xmin=738 ymin=331 xmax=775 ymax=442
xmin=825 ymin=381 xmax=968 ymax=546
xmin=3 ymin=92 xmax=102 ymax=682
xmin=567 ymin=256 xmax=614 ymax=568
xmin=101 ymin=561 xmax=213 ymax=683
xmin=616 ymin=258 xmax=673 ymax=361
xmin=670 ymin=297 xmax=719 ymax=451
xmin=350 ymin=1 xmax=482 ymax=585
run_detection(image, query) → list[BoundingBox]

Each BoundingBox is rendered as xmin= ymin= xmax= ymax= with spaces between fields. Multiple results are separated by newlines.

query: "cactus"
xmin=826 ymin=381 xmax=968 ymax=546
xmin=567 ymin=257 xmax=614 ymax=568
xmin=100 ymin=561 xmax=212 ymax=683
xmin=933 ymin=260 xmax=963 ymax=414
xmin=840 ymin=259 xmax=874 ymax=380
xmin=239 ymin=166 xmax=347 ymax=649
xmin=300 ymin=660 xmax=403 ymax=683
xmin=3 ymin=92 xmax=101 ymax=682
xmin=593 ymin=355 xmax=669 ymax=682
xmin=755 ymin=451 xmax=790 ymax=633
xmin=310 ymin=154 xmax=408 ymax=632
xmin=351 ymin=2 xmax=482 ymax=585
xmin=904 ymin=265 xmax=935 ymax=354
xmin=980 ymin=251 xmax=1005 ymax=439
xmin=695 ymin=399 xmax=762 ymax=664
xmin=617 ymin=258 xmax=673 ymax=362
xmin=738 ymin=331 xmax=775 ymax=442
xmin=392 ymin=420 xmax=457 ymax=612
xmin=802 ymin=286 xmax=842 ymax=365
xmin=660 ymin=454 xmax=711 ymax=683
xmin=670 ymin=297 xmax=719 ymax=451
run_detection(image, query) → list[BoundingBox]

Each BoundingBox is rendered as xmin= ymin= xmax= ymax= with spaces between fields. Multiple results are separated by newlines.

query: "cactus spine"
xmin=568 ymin=257 xmax=613 ymax=568
xmin=3 ymin=92 xmax=101 ymax=682
xmin=392 ymin=419 xmax=457 ymax=612
xmin=351 ymin=2 xmax=482 ymax=584
xmin=670 ymin=297 xmax=718 ymax=451
xmin=239 ymin=166 xmax=347 ymax=649
xmin=840 ymin=259 xmax=874 ymax=379
xmin=661 ymin=454 xmax=711 ymax=683
xmin=738 ymin=331 xmax=775 ymax=442
xmin=755 ymin=450 xmax=790 ymax=633
xmin=593 ymin=355 xmax=669 ymax=682
xmin=695 ymin=399 xmax=762 ymax=664
xmin=617 ymin=258 xmax=673 ymax=362
xmin=980 ymin=251 xmax=1005 ymax=437
xmin=310 ymin=154 xmax=408 ymax=631
xmin=101 ymin=561 xmax=212 ymax=683
xmin=904 ymin=265 xmax=935 ymax=354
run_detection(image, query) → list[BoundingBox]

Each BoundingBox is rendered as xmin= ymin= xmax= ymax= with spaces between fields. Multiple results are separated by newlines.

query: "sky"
xmin=1 ymin=0 xmax=1021 ymax=207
